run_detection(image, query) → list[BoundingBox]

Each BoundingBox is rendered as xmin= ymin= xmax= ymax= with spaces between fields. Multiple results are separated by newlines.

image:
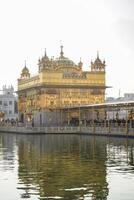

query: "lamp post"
xmin=126 ymin=108 xmax=128 ymax=134
xmin=26 ymin=111 xmax=33 ymax=128
xmin=104 ymin=110 xmax=107 ymax=127
xmin=128 ymin=109 xmax=133 ymax=129
xmin=79 ymin=103 xmax=82 ymax=132
xmin=67 ymin=107 xmax=70 ymax=126
xmin=84 ymin=110 xmax=86 ymax=127
xmin=60 ymin=108 xmax=63 ymax=126
xmin=0 ymin=112 xmax=5 ymax=124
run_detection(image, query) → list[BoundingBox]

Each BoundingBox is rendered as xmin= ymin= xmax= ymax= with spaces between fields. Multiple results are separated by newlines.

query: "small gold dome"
xmin=21 ymin=62 xmax=30 ymax=79
xmin=22 ymin=66 xmax=29 ymax=74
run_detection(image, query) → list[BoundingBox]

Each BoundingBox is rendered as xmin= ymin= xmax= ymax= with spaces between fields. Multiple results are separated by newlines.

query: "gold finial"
xmin=25 ymin=60 xmax=26 ymax=67
xmin=44 ymin=48 xmax=47 ymax=57
xmin=78 ymin=57 xmax=83 ymax=67
xmin=79 ymin=57 xmax=82 ymax=64
xmin=97 ymin=50 xmax=99 ymax=58
xmin=60 ymin=45 xmax=64 ymax=58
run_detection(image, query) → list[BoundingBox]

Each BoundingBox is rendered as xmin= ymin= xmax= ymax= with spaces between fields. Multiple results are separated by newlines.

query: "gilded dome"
xmin=56 ymin=56 xmax=75 ymax=67
xmin=22 ymin=66 xmax=29 ymax=74
xmin=94 ymin=51 xmax=104 ymax=66
xmin=55 ymin=46 xmax=76 ymax=67
xmin=91 ymin=51 xmax=105 ymax=72
xmin=94 ymin=55 xmax=103 ymax=65
xmin=21 ymin=62 xmax=30 ymax=78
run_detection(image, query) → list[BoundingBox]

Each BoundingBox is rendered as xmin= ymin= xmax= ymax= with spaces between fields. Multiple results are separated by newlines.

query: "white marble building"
xmin=106 ymin=93 xmax=134 ymax=120
xmin=0 ymin=86 xmax=18 ymax=120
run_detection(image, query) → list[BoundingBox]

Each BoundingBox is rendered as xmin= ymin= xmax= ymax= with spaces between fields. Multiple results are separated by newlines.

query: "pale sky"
xmin=0 ymin=0 xmax=134 ymax=97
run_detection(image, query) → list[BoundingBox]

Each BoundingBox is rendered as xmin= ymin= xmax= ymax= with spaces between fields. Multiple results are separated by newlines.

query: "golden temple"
xmin=18 ymin=46 xmax=107 ymax=125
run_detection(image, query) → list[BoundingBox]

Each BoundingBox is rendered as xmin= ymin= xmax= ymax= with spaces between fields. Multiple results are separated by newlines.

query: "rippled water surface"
xmin=0 ymin=133 xmax=134 ymax=200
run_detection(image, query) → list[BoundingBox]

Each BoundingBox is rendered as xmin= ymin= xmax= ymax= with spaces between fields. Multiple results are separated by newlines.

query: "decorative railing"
xmin=0 ymin=124 xmax=134 ymax=137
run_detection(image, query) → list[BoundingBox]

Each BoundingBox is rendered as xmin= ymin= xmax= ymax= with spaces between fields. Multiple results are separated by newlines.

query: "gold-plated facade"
xmin=18 ymin=46 xmax=106 ymax=115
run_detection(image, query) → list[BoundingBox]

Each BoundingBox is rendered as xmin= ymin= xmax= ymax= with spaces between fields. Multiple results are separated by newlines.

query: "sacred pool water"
xmin=0 ymin=133 xmax=134 ymax=200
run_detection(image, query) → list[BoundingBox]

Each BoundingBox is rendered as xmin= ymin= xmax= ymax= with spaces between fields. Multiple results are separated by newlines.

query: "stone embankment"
xmin=0 ymin=125 xmax=134 ymax=138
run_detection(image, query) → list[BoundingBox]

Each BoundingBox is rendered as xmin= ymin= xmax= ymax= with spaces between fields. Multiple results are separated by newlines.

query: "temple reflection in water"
xmin=17 ymin=135 xmax=108 ymax=199
xmin=0 ymin=134 xmax=134 ymax=199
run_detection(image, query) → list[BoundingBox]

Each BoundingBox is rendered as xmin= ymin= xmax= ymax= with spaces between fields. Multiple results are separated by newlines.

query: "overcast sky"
xmin=0 ymin=0 xmax=134 ymax=97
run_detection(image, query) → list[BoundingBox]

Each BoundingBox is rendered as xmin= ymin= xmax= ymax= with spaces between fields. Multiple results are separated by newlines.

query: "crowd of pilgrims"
xmin=0 ymin=117 xmax=134 ymax=128
xmin=69 ymin=118 xmax=134 ymax=128
xmin=0 ymin=118 xmax=19 ymax=126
